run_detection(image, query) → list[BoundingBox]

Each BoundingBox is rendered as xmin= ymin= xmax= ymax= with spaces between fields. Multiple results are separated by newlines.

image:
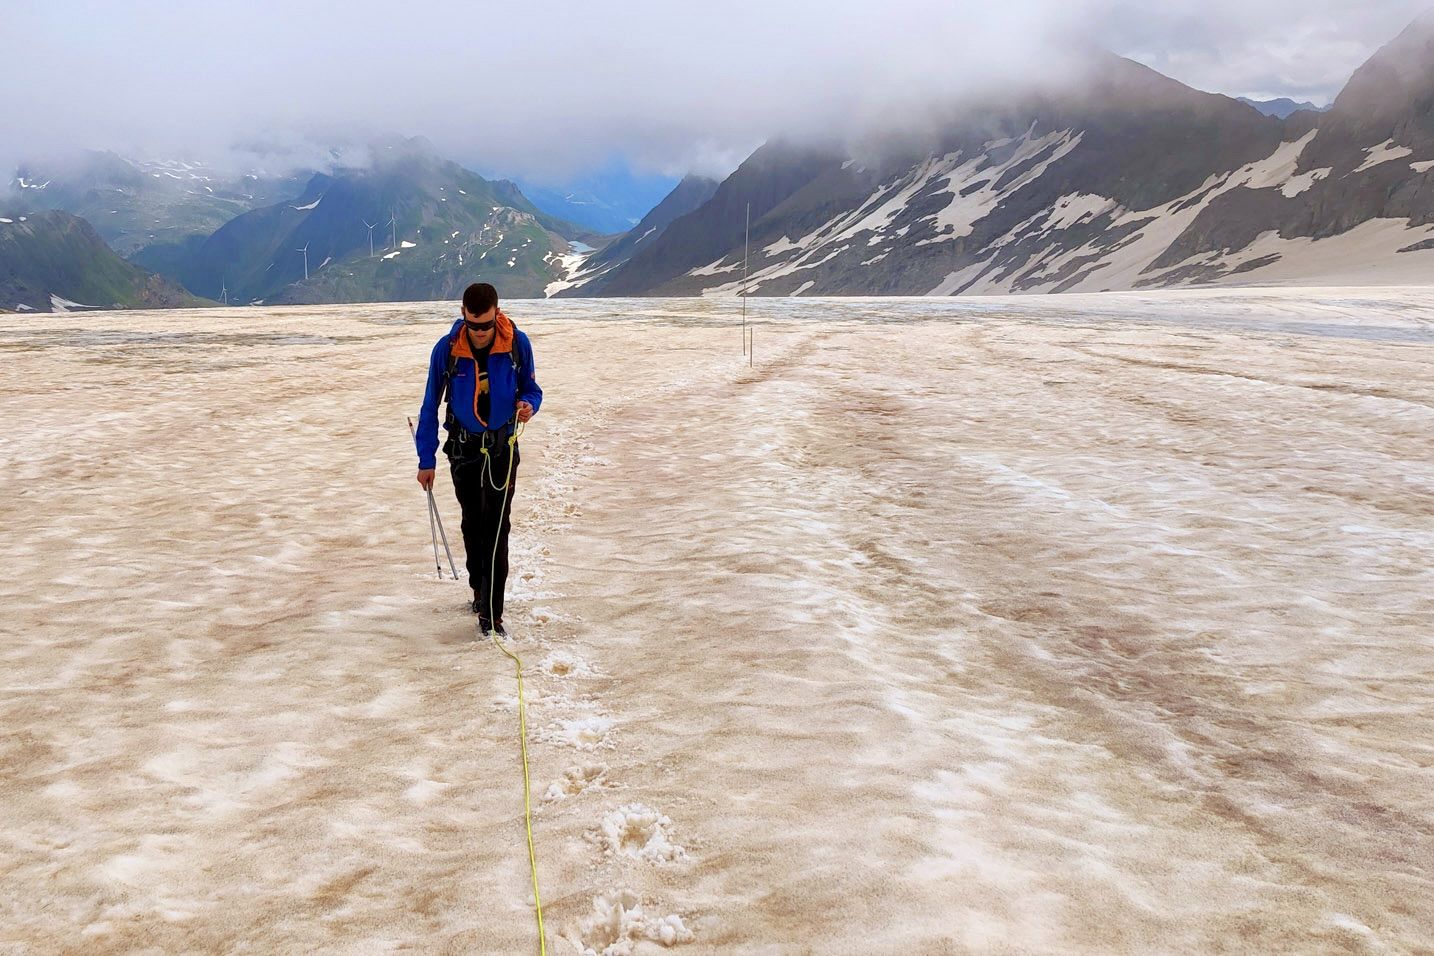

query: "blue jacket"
xmin=415 ymin=312 xmax=542 ymax=469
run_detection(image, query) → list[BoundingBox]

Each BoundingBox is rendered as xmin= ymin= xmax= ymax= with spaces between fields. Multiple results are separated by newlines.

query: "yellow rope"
xmin=480 ymin=419 xmax=547 ymax=954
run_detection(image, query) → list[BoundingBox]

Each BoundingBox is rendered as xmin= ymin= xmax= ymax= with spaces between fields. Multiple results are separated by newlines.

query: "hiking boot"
xmin=492 ymin=619 xmax=507 ymax=637
xmin=470 ymin=596 xmax=493 ymax=634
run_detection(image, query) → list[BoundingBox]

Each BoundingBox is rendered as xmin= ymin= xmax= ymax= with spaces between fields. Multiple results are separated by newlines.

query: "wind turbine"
xmin=363 ymin=219 xmax=376 ymax=258
xmin=387 ymin=210 xmax=397 ymax=250
xmin=297 ymin=242 xmax=310 ymax=281
xmin=220 ymin=278 xmax=228 ymax=306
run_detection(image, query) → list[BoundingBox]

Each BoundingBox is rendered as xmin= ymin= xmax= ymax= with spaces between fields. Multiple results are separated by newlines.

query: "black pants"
xmin=446 ymin=436 xmax=520 ymax=621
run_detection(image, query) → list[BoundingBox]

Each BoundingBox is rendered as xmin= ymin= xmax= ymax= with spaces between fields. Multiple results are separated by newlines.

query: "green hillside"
xmin=146 ymin=137 xmax=602 ymax=304
xmin=0 ymin=210 xmax=203 ymax=312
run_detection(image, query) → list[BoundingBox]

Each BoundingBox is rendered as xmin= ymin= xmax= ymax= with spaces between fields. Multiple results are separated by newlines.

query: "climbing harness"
xmin=481 ymin=416 xmax=548 ymax=955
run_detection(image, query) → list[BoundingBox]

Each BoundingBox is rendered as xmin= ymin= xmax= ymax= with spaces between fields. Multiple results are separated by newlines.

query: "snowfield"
xmin=1 ymin=291 xmax=1432 ymax=953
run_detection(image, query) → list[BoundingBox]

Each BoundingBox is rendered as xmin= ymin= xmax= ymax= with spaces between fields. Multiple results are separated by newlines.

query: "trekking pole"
xmin=408 ymin=417 xmax=459 ymax=580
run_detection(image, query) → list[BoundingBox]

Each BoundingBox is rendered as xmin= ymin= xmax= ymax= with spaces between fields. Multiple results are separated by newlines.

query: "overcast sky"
xmin=4 ymin=1 xmax=1430 ymax=183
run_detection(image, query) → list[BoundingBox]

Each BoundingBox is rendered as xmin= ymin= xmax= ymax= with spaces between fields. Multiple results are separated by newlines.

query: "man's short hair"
xmin=463 ymin=282 xmax=498 ymax=317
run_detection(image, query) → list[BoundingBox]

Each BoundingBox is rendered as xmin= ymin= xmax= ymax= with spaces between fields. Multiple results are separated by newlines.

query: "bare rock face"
xmin=578 ymin=16 xmax=1434 ymax=297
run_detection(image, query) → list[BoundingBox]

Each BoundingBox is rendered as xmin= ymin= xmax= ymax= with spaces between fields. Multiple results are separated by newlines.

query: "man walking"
xmin=415 ymin=282 xmax=542 ymax=635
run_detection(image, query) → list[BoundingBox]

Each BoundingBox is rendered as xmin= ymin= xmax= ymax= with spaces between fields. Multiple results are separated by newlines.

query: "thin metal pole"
xmin=408 ymin=417 xmax=459 ymax=580
xmin=430 ymin=490 xmax=458 ymax=580
xmin=424 ymin=482 xmax=442 ymax=579
xmin=742 ymin=202 xmax=750 ymax=356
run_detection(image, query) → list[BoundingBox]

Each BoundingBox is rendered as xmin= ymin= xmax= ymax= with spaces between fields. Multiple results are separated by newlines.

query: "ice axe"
xmin=408 ymin=416 xmax=459 ymax=580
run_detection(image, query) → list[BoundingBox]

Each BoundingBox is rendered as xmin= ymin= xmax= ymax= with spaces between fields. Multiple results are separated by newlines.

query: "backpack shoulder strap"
xmin=440 ymin=328 xmax=460 ymax=412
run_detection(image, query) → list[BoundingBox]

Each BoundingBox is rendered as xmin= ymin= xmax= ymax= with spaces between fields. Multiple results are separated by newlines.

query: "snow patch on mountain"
xmin=923 ymin=129 xmax=1086 ymax=243
xmin=544 ymin=242 xmax=597 ymax=297
xmin=698 ymin=126 xmax=1083 ymax=295
xmin=50 ymin=294 xmax=102 ymax=312
xmin=932 ymin=130 xmax=1329 ymax=295
xmin=1354 ymin=140 xmax=1414 ymax=173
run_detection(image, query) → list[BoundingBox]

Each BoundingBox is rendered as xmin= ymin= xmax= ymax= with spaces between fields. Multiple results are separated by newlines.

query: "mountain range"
xmin=133 ymin=138 xmax=601 ymax=304
xmin=558 ymin=13 xmax=1434 ymax=297
xmin=1238 ymin=97 xmax=1330 ymax=119
xmin=511 ymin=163 xmax=683 ymax=234
xmin=8 ymin=13 xmax=1434 ymax=311
xmin=3 ymin=138 xmax=602 ymax=310
xmin=9 ymin=152 xmax=307 ymax=258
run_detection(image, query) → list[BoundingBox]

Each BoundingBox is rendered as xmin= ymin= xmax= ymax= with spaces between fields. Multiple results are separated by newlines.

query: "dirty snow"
xmin=2 ymin=292 xmax=1432 ymax=952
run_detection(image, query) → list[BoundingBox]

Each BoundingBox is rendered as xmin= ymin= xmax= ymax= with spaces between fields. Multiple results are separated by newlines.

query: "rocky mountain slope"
xmin=551 ymin=174 xmax=719 ymax=295
xmin=0 ymin=211 xmax=202 ymax=312
xmin=566 ymin=14 xmax=1434 ymax=297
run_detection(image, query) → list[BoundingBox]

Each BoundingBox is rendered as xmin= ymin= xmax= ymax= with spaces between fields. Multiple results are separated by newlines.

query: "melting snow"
xmin=291 ymin=196 xmax=323 ymax=212
xmin=543 ymin=248 xmax=594 ymax=297
xmin=1282 ymin=167 xmax=1332 ymax=197
xmin=930 ymin=130 xmax=1328 ymax=295
xmin=400 ymin=240 xmax=416 ymax=249
xmin=920 ymin=129 xmax=1086 ymax=243
xmin=572 ymin=891 xmax=694 ymax=954
xmin=588 ymin=804 xmax=687 ymax=862
xmin=50 ymin=295 xmax=101 ymax=313
xmin=1355 ymin=140 xmax=1414 ymax=173
xmin=690 ymin=256 xmax=738 ymax=277
xmin=701 ymin=126 xmax=1085 ymax=294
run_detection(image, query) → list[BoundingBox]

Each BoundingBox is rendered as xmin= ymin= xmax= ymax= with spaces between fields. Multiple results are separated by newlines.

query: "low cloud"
xmin=3 ymin=1 xmax=1429 ymax=184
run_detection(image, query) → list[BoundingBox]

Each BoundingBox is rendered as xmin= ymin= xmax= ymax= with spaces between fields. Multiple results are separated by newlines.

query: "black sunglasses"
xmin=463 ymin=316 xmax=495 ymax=332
